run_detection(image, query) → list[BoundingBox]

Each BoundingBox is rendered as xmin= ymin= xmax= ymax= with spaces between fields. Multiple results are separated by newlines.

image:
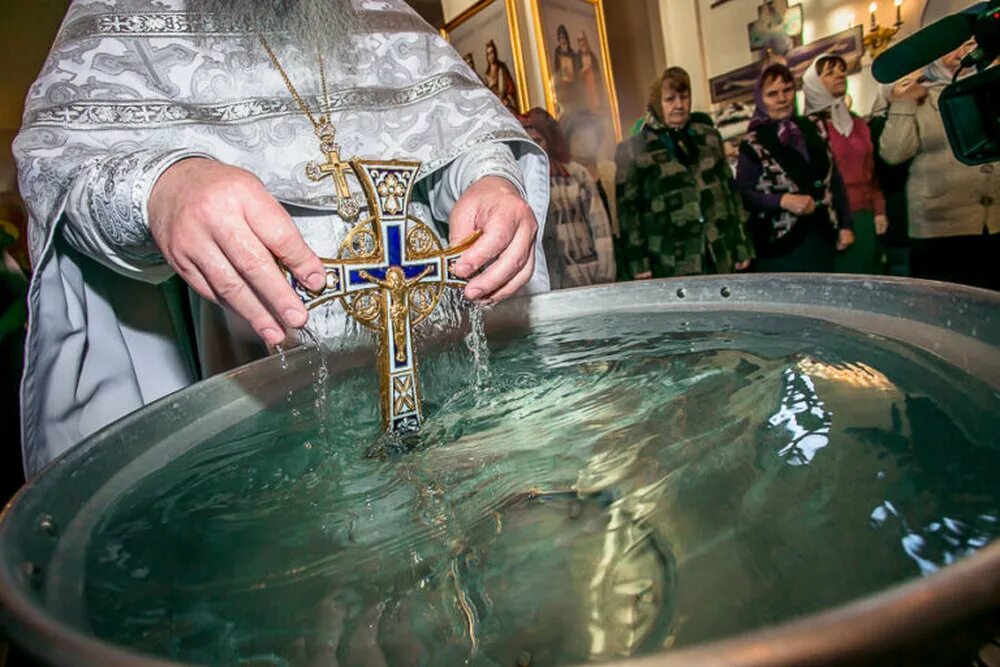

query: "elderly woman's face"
xmin=762 ymin=76 xmax=795 ymax=120
xmin=661 ymin=84 xmax=692 ymax=129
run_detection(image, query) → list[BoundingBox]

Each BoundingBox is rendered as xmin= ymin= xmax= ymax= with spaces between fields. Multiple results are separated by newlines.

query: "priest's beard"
xmin=194 ymin=0 xmax=363 ymax=57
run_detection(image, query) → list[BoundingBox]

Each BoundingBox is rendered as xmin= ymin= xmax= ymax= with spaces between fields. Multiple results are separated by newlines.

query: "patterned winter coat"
xmin=614 ymin=113 xmax=753 ymax=279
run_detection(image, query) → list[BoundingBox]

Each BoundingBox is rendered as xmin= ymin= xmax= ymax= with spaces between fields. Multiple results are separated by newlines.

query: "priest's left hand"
xmin=448 ymin=176 xmax=538 ymax=303
xmin=837 ymin=228 xmax=855 ymax=252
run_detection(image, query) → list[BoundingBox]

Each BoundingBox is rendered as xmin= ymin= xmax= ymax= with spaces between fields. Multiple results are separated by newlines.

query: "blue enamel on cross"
xmin=290 ymin=159 xmax=480 ymax=434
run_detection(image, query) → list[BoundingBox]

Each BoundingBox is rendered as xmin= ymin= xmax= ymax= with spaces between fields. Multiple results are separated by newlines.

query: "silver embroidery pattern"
xmin=417 ymin=130 xmax=530 ymax=180
xmin=59 ymin=13 xmax=255 ymax=42
xmin=83 ymin=148 xmax=197 ymax=260
xmin=27 ymin=73 xmax=481 ymax=129
xmin=460 ymin=142 xmax=527 ymax=199
xmin=58 ymin=10 xmax=435 ymax=43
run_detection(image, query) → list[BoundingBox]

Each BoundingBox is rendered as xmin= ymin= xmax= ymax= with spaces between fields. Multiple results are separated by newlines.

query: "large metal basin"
xmin=1 ymin=275 xmax=999 ymax=666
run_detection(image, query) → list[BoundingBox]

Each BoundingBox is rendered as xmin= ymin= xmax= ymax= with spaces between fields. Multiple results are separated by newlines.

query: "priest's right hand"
xmin=148 ymin=158 xmax=326 ymax=346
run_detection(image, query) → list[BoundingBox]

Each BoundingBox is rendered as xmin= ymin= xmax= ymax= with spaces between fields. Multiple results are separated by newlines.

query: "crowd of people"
xmin=520 ymin=40 xmax=999 ymax=292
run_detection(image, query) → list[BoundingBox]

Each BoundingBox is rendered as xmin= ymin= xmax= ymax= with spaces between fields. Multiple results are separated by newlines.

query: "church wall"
xmin=657 ymin=0 xmax=712 ymax=111
xmin=602 ymin=0 xmax=668 ymax=128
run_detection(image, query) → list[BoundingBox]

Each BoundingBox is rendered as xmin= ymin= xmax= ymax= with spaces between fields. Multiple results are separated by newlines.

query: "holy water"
xmin=65 ymin=311 xmax=999 ymax=666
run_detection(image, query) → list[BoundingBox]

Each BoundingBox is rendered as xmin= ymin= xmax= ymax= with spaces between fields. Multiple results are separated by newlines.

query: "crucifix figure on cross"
xmin=290 ymin=158 xmax=480 ymax=434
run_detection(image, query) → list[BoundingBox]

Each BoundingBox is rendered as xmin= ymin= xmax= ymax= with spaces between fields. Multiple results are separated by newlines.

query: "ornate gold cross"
xmin=290 ymin=158 xmax=480 ymax=434
xmin=305 ymin=121 xmax=363 ymax=222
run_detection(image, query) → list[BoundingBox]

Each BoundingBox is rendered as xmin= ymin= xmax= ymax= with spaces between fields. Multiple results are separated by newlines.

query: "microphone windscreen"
xmin=872 ymin=13 xmax=976 ymax=83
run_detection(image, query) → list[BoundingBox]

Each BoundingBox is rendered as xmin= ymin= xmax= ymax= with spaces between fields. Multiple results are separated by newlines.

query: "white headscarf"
xmin=802 ymin=55 xmax=855 ymax=137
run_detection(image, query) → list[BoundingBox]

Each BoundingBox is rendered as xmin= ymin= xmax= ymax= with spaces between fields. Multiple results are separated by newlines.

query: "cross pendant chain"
xmin=306 ymin=119 xmax=361 ymax=221
xmin=259 ymin=35 xmax=362 ymax=221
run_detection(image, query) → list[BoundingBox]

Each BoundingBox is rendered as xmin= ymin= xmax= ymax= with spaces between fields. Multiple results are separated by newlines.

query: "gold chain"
xmin=259 ymin=34 xmax=332 ymax=131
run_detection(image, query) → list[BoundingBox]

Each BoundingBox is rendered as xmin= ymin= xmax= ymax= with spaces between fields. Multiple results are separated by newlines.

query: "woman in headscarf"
xmin=878 ymin=39 xmax=1000 ymax=290
xmin=519 ymin=108 xmax=616 ymax=289
xmin=803 ymin=54 xmax=886 ymax=275
xmin=736 ymin=63 xmax=854 ymax=273
xmin=614 ymin=67 xmax=752 ymax=280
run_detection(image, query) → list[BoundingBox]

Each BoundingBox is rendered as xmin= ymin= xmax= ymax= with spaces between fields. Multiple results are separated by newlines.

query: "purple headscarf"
xmin=749 ymin=63 xmax=803 ymax=148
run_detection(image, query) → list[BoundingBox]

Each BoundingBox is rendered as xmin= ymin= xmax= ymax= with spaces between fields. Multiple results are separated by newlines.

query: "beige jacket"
xmin=880 ymin=90 xmax=999 ymax=239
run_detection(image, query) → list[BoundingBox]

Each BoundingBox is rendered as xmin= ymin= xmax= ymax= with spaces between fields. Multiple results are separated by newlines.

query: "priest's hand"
xmin=148 ymin=158 xmax=326 ymax=346
xmin=448 ymin=175 xmax=538 ymax=303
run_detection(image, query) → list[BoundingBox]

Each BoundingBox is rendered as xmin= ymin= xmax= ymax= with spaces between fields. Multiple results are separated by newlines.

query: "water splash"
xmin=464 ymin=302 xmax=492 ymax=393
xmin=275 ymin=343 xmax=289 ymax=372
xmin=300 ymin=326 xmax=331 ymax=451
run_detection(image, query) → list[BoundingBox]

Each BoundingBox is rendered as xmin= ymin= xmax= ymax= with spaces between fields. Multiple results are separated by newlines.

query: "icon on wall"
xmin=531 ymin=0 xmax=621 ymax=141
xmin=442 ymin=0 xmax=529 ymax=114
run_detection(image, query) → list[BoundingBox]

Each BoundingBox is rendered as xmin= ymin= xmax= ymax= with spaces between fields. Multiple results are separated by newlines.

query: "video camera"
xmin=873 ymin=1 xmax=1000 ymax=165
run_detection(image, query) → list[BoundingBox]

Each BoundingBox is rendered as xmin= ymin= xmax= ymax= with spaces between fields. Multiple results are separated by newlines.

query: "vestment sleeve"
xmin=61 ymin=149 xmax=211 ymax=283
xmin=423 ymin=142 xmax=527 ymax=224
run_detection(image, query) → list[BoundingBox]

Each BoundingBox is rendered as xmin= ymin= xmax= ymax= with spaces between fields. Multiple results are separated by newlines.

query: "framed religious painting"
xmin=531 ymin=0 xmax=622 ymax=142
xmin=442 ymin=0 xmax=529 ymax=115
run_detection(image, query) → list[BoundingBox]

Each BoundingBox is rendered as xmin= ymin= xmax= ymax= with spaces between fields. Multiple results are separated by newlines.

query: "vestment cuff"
xmin=77 ymin=148 xmax=212 ymax=265
xmin=455 ymin=142 xmax=528 ymax=200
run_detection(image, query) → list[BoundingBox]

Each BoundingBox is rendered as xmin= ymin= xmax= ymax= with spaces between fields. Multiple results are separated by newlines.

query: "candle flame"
xmin=869 ymin=2 xmax=879 ymax=14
